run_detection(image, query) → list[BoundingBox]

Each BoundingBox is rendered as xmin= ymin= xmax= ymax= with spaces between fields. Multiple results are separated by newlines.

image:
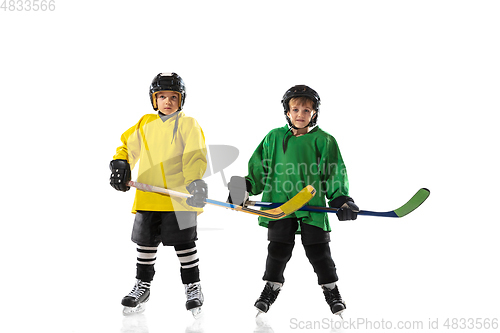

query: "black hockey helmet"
xmin=149 ymin=73 xmax=186 ymax=111
xmin=282 ymin=85 xmax=320 ymax=127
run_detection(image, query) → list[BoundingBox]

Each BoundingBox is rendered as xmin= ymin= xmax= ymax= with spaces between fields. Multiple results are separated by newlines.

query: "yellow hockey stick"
xmin=127 ymin=181 xmax=316 ymax=219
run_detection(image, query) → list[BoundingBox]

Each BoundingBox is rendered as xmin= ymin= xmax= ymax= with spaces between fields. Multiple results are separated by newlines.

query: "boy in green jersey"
xmin=228 ymin=85 xmax=359 ymax=317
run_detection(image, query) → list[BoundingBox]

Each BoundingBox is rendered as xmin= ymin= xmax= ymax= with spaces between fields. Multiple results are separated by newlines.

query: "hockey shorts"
xmin=132 ymin=211 xmax=197 ymax=246
xmin=267 ymin=218 xmax=330 ymax=245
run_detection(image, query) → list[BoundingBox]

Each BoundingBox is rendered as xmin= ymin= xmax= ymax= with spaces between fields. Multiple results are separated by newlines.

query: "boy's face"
xmin=156 ymin=91 xmax=180 ymax=115
xmin=287 ymin=99 xmax=316 ymax=129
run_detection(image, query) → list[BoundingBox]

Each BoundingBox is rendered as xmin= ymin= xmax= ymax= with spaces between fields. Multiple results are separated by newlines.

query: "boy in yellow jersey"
xmin=109 ymin=73 xmax=207 ymax=316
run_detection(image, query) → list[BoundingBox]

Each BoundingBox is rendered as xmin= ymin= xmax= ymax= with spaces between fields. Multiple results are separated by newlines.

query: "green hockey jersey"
xmin=246 ymin=125 xmax=350 ymax=232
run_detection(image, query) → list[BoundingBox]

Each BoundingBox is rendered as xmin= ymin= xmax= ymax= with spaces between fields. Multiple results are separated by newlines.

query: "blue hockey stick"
xmin=247 ymin=188 xmax=430 ymax=218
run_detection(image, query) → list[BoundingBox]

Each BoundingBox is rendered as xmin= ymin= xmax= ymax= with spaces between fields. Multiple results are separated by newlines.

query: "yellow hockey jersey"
xmin=113 ymin=112 xmax=207 ymax=214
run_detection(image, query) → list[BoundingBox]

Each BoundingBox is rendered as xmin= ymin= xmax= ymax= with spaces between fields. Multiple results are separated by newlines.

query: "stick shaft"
xmin=127 ymin=181 xmax=316 ymax=219
xmin=248 ymin=188 xmax=429 ymax=218
xmin=128 ymin=181 xmax=190 ymax=198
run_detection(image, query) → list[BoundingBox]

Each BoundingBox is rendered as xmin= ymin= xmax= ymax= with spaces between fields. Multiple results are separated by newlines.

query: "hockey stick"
xmin=247 ymin=188 xmax=430 ymax=218
xmin=127 ymin=181 xmax=316 ymax=219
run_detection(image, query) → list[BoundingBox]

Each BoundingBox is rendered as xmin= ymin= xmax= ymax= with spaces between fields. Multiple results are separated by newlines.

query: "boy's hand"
xmin=337 ymin=201 xmax=359 ymax=221
xmin=227 ymin=176 xmax=250 ymax=206
xmin=186 ymin=179 xmax=208 ymax=208
xmin=329 ymin=196 xmax=359 ymax=221
xmin=109 ymin=159 xmax=131 ymax=192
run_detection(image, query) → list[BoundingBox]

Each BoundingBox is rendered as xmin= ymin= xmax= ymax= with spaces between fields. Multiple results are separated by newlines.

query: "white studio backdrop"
xmin=1 ymin=1 xmax=499 ymax=332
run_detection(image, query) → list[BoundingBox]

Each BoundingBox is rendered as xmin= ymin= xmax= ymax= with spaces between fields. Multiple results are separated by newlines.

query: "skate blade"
xmin=335 ymin=310 xmax=345 ymax=320
xmin=123 ymin=303 xmax=146 ymax=315
xmin=256 ymin=309 xmax=264 ymax=317
xmin=255 ymin=303 xmax=267 ymax=318
xmin=190 ymin=307 xmax=202 ymax=319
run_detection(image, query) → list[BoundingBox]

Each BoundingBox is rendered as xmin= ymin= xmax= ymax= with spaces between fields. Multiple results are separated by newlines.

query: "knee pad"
xmin=268 ymin=241 xmax=295 ymax=262
xmin=303 ymin=243 xmax=332 ymax=262
xmin=303 ymin=243 xmax=338 ymax=284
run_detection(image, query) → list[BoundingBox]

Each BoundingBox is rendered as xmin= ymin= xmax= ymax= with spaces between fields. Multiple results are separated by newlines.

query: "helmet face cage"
xmin=149 ymin=73 xmax=186 ymax=111
xmin=282 ymin=85 xmax=321 ymax=127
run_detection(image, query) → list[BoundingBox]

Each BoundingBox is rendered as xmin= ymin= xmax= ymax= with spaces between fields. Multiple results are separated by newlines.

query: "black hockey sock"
xmin=136 ymin=263 xmax=155 ymax=282
xmin=174 ymin=242 xmax=200 ymax=284
xmin=136 ymin=245 xmax=157 ymax=282
xmin=303 ymin=243 xmax=338 ymax=285
xmin=263 ymin=241 xmax=295 ymax=284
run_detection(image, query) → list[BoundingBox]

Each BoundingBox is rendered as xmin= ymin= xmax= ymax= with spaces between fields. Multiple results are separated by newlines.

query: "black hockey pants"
xmin=262 ymin=241 xmax=338 ymax=285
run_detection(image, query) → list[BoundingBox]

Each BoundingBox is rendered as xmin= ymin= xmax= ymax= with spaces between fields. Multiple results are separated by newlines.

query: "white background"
xmin=1 ymin=1 xmax=499 ymax=332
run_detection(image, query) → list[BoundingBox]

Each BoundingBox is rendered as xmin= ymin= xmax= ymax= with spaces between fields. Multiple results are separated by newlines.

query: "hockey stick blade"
xmin=248 ymin=188 xmax=430 ymax=218
xmin=127 ymin=181 xmax=316 ymax=220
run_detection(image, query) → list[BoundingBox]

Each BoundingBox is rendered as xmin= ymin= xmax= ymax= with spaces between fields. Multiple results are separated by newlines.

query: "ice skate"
xmin=254 ymin=282 xmax=282 ymax=316
xmin=185 ymin=282 xmax=204 ymax=318
xmin=121 ymin=279 xmax=151 ymax=315
xmin=322 ymin=284 xmax=346 ymax=318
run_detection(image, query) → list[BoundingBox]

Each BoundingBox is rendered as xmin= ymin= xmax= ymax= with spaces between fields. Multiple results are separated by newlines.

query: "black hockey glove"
xmin=329 ymin=196 xmax=359 ymax=221
xmin=109 ymin=159 xmax=131 ymax=192
xmin=227 ymin=176 xmax=250 ymax=206
xmin=186 ymin=179 xmax=208 ymax=208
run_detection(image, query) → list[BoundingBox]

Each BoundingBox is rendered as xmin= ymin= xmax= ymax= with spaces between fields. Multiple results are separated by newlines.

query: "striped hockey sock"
xmin=137 ymin=245 xmax=158 ymax=266
xmin=135 ymin=245 xmax=157 ymax=282
xmin=175 ymin=243 xmax=199 ymax=269
xmin=175 ymin=242 xmax=200 ymax=284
